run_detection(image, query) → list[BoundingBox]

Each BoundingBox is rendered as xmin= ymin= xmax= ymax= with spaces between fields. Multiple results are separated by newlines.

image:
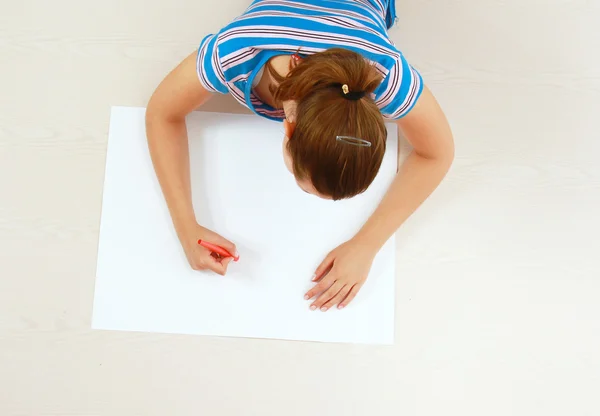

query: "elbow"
xmin=145 ymin=96 xmax=160 ymax=130
xmin=425 ymin=136 xmax=455 ymax=171
xmin=440 ymin=131 xmax=455 ymax=170
xmin=439 ymin=146 xmax=454 ymax=177
xmin=425 ymin=137 xmax=455 ymax=177
xmin=445 ymin=139 xmax=455 ymax=168
xmin=145 ymin=96 xmax=167 ymax=147
xmin=145 ymin=98 xmax=184 ymax=130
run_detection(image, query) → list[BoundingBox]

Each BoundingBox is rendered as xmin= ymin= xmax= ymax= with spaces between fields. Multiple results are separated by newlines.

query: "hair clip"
xmin=336 ymin=135 xmax=372 ymax=147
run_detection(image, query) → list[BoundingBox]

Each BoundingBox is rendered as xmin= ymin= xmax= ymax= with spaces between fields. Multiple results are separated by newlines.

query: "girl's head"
xmin=271 ymin=48 xmax=387 ymax=200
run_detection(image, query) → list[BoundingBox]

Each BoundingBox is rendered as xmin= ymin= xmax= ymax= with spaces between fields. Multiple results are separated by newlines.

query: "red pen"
xmin=197 ymin=239 xmax=239 ymax=262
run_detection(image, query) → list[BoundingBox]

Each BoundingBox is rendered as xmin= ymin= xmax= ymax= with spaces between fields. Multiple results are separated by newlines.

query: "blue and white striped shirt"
xmin=197 ymin=0 xmax=423 ymax=121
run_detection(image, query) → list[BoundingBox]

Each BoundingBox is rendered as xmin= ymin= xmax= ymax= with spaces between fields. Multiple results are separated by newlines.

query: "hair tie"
xmin=340 ymin=84 xmax=365 ymax=101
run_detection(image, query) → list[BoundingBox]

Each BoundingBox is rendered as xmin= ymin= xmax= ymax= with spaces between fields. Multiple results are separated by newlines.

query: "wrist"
xmin=351 ymin=232 xmax=382 ymax=256
xmin=172 ymin=214 xmax=197 ymax=241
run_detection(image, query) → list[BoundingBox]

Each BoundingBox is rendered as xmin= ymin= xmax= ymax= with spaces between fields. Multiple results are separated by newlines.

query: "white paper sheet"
xmin=93 ymin=106 xmax=397 ymax=344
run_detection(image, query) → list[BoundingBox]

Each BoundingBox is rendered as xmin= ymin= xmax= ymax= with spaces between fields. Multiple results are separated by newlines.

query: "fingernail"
xmin=310 ymin=305 xmax=317 ymax=311
xmin=311 ymin=273 xmax=317 ymax=281
xmin=338 ymin=304 xmax=345 ymax=309
xmin=320 ymin=306 xmax=328 ymax=312
xmin=304 ymin=295 xmax=309 ymax=300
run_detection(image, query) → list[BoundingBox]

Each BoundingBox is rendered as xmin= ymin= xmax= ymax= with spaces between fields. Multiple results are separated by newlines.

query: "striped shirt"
xmin=196 ymin=0 xmax=423 ymax=121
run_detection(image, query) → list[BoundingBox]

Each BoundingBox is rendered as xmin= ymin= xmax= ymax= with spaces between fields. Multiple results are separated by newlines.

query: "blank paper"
xmin=93 ymin=106 xmax=397 ymax=344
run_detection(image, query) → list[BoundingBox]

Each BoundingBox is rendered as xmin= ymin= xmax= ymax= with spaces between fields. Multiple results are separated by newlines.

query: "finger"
xmin=221 ymin=257 xmax=232 ymax=270
xmin=304 ymin=275 xmax=336 ymax=300
xmin=313 ymin=252 xmax=335 ymax=281
xmin=322 ymin=285 xmax=351 ymax=311
xmin=338 ymin=284 xmax=362 ymax=309
xmin=203 ymin=257 xmax=228 ymax=276
xmin=214 ymin=236 xmax=237 ymax=259
xmin=311 ymin=281 xmax=344 ymax=311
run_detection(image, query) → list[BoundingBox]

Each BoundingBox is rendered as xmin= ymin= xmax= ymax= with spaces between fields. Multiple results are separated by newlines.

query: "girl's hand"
xmin=179 ymin=223 xmax=238 ymax=276
xmin=304 ymin=238 xmax=378 ymax=311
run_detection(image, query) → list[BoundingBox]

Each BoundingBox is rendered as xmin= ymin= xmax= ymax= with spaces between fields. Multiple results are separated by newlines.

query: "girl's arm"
xmin=305 ymin=85 xmax=454 ymax=310
xmin=146 ymin=51 xmax=237 ymax=275
xmin=355 ymin=85 xmax=455 ymax=249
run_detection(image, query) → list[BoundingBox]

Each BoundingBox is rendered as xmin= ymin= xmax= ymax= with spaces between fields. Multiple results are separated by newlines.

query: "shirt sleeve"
xmin=196 ymin=34 xmax=229 ymax=94
xmin=378 ymin=54 xmax=424 ymax=119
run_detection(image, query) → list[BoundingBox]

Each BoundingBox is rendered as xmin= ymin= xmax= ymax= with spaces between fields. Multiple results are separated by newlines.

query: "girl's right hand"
xmin=179 ymin=223 xmax=238 ymax=276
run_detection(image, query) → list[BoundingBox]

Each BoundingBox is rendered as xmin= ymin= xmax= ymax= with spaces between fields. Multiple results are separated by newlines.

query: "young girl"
xmin=146 ymin=0 xmax=454 ymax=311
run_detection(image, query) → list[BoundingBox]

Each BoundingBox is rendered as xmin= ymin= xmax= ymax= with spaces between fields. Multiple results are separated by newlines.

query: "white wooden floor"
xmin=1 ymin=1 xmax=599 ymax=415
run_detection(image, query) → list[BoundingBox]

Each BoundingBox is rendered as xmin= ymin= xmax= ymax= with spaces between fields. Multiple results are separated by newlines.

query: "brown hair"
xmin=269 ymin=48 xmax=387 ymax=200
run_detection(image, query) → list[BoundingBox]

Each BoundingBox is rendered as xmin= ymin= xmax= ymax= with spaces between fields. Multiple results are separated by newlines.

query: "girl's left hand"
xmin=304 ymin=238 xmax=378 ymax=311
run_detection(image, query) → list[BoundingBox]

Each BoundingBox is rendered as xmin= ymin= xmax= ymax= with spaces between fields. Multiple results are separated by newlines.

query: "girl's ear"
xmin=282 ymin=100 xmax=298 ymax=123
xmin=283 ymin=118 xmax=296 ymax=139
